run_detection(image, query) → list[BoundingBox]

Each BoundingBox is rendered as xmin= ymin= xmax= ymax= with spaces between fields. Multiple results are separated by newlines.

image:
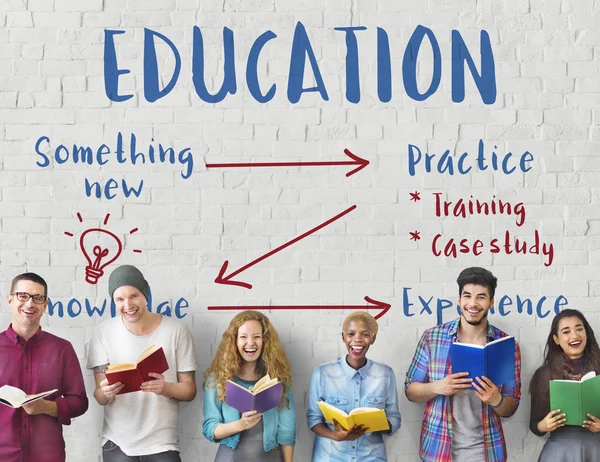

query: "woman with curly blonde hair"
xmin=202 ymin=310 xmax=296 ymax=462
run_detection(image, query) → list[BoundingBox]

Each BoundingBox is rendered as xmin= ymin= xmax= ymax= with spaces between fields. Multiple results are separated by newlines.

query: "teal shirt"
xmin=202 ymin=376 xmax=296 ymax=452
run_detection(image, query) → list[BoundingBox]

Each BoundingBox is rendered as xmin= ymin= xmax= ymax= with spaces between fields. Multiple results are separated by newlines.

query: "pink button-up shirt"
xmin=0 ymin=325 xmax=88 ymax=462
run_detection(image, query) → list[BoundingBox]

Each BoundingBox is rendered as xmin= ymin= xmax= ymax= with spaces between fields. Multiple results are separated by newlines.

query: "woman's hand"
xmin=238 ymin=410 xmax=262 ymax=431
xmin=583 ymin=413 xmax=600 ymax=432
xmin=537 ymin=409 xmax=566 ymax=433
xmin=332 ymin=419 xmax=366 ymax=441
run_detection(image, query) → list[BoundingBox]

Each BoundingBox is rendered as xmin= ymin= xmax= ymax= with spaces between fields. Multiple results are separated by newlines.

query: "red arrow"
xmin=205 ymin=149 xmax=369 ymax=177
xmin=215 ymin=205 xmax=357 ymax=289
xmin=208 ymin=296 xmax=391 ymax=320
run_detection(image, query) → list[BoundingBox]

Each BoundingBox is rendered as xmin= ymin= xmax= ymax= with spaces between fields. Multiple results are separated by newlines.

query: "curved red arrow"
xmin=215 ymin=205 xmax=357 ymax=289
xmin=208 ymin=296 xmax=391 ymax=320
xmin=206 ymin=149 xmax=369 ymax=177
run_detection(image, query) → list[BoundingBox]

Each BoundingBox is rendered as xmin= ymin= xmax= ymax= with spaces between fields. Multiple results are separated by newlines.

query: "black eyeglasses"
xmin=11 ymin=292 xmax=47 ymax=304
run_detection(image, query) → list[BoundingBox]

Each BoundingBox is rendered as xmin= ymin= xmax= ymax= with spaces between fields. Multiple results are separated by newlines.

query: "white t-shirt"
xmin=87 ymin=315 xmax=197 ymax=456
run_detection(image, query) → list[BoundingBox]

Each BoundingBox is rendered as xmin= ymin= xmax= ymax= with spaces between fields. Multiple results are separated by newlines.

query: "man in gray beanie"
xmin=87 ymin=265 xmax=197 ymax=462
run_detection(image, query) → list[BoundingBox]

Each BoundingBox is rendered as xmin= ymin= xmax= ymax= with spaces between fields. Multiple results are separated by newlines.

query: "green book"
xmin=549 ymin=371 xmax=600 ymax=426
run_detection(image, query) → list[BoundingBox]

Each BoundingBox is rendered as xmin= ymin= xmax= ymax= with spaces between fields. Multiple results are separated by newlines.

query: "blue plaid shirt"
xmin=307 ymin=357 xmax=401 ymax=462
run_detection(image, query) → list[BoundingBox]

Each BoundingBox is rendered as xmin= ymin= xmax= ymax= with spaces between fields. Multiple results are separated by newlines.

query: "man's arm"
xmin=406 ymin=372 xmax=472 ymax=403
xmin=22 ymin=399 xmax=58 ymax=418
xmin=24 ymin=342 xmax=88 ymax=421
xmin=140 ymin=371 xmax=197 ymax=401
xmin=163 ymin=371 xmax=197 ymax=401
xmin=494 ymin=396 xmax=518 ymax=417
xmin=31 ymin=342 xmax=89 ymax=424
xmin=404 ymin=331 xmax=433 ymax=402
xmin=405 ymin=381 xmax=438 ymax=403
xmin=473 ymin=376 xmax=518 ymax=417
xmin=473 ymin=340 xmax=521 ymax=418
xmin=92 ymin=365 xmax=124 ymax=405
xmin=405 ymin=330 xmax=472 ymax=403
xmin=150 ymin=324 xmax=197 ymax=402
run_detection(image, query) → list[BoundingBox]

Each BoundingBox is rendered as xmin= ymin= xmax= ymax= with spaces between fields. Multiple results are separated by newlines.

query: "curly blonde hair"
xmin=203 ymin=310 xmax=293 ymax=408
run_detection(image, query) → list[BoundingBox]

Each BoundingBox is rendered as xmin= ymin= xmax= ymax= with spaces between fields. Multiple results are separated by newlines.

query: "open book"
xmin=106 ymin=344 xmax=169 ymax=395
xmin=450 ymin=336 xmax=515 ymax=387
xmin=550 ymin=371 xmax=600 ymax=426
xmin=225 ymin=374 xmax=283 ymax=413
xmin=0 ymin=385 xmax=58 ymax=409
xmin=318 ymin=401 xmax=389 ymax=432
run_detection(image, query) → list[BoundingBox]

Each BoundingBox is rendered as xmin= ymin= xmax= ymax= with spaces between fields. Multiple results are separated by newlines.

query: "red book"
xmin=106 ymin=344 xmax=169 ymax=395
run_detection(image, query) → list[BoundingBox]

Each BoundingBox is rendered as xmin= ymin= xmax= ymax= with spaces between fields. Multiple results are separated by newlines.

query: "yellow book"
xmin=317 ymin=400 xmax=389 ymax=432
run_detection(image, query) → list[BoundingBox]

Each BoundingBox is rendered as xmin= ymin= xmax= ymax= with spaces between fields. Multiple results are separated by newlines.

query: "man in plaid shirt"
xmin=405 ymin=267 xmax=521 ymax=462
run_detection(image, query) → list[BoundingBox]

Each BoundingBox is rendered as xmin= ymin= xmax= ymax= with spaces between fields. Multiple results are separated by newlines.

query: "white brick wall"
xmin=0 ymin=1 xmax=599 ymax=461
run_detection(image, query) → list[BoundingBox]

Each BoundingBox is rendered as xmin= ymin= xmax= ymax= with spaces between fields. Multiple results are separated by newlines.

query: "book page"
xmin=486 ymin=336 xmax=514 ymax=347
xmin=350 ymin=407 xmax=380 ymax=414
xmin=23 ymin=389 xmax=58 ymax=405
xmin=0 ymin=385 xmax=27 ymax=407
xmin=317 ymin=401 xmax=353 ymax=430
xmin=107 ymin=363 xmax=137 ymax=373
xmin=254 ymin=377 xmax=279 ymax=394
xmin=137 ymin=344 xmax=160 ymax=362
xmin=0 ymin=386 xmax=57 ymax=408
xmin=453 ymin=341 xmax=485 ymax=349
xmin=319 ymin=401 xmax=350 ymax=417
xmin=582 ymin=371 xmax=597 ymax=381
xmin=253 ymin=374 xmax=271 ymax=393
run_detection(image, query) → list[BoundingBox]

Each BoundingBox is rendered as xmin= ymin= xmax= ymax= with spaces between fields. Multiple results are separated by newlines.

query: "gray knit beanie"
xmin=108 ymin=265 xmax=149 ymax=301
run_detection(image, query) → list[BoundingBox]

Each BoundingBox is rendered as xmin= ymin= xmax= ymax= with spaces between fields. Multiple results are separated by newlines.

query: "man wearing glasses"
xmin=0 ymin=272 xmax=88 ymax=462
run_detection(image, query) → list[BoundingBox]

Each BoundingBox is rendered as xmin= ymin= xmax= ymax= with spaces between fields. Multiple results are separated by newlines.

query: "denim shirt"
xmin=307 ymin=357 xmax=401 ymax=462
xmin=202 ymin=376 xmax=296 ymax=452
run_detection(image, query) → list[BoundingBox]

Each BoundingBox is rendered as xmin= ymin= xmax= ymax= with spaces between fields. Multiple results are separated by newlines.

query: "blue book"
xmin=450 ymin=336 xmax=515 ymax=386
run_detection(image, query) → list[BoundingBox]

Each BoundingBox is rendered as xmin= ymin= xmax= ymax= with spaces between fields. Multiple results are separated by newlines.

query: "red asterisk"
xmin=409 ymin=191 xmax=421 ymax=202
xmin=409 ymin=231 xmax=421 ymax=241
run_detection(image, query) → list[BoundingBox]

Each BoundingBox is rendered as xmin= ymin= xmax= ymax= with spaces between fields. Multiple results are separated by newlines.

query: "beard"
xmin=462 ymin=308 xmax=489 ymax=326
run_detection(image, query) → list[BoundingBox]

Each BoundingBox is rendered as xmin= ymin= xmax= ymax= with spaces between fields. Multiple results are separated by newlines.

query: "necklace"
xmin=565 ymin=371 xmax=583 ymax=381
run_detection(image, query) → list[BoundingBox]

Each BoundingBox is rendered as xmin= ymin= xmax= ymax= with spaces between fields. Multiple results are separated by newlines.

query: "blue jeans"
xmin=102 ymin=440 xmax=181 ymax=462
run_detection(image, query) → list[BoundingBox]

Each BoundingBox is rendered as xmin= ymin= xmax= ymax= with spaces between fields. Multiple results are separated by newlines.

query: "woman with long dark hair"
xmin=529 ymin=309 xmax=600 ymax=460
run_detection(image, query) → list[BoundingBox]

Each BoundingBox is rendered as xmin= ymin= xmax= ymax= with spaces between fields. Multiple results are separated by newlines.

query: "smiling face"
xmin=459 ymin=283 xmax=494 ymax=326
xmin=237 ymin=320 xmax=263 ymax=364
xmin=113 ymin=285 xmax=148 ymax=325
xmin=9 ymin=280 xmax=47 ymax=335
xmin=342 ymin=320 xmax=375 ymax=367
xmin=554 ymin=316 xmax=587 ymax=360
